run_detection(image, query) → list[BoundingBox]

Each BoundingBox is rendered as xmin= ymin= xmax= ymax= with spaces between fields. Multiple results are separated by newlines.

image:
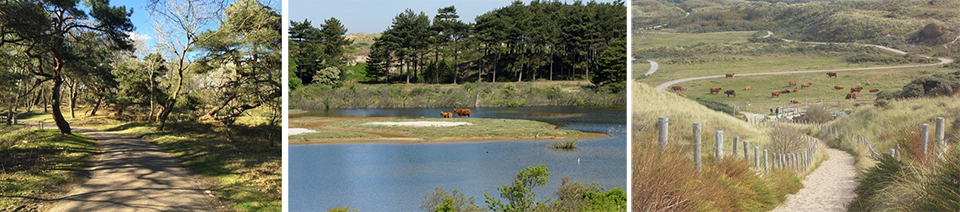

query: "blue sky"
xmin=288 ymin=0 xmax=620 ymax=34
xmin=120 ymin=0 xmax=280 ymax=51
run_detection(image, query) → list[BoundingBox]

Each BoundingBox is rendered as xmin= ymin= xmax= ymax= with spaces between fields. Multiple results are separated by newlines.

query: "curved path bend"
xmin=644 ymin=60 xmax=659 ymax=76
xmin=655 ymin=31 xmax=954 ymax=91
xmin=772 ymin=148 xmax=858 ymax=212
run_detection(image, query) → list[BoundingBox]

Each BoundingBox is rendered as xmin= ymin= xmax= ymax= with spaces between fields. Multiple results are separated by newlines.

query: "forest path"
xmin=772 ymin=148 xmax=858 ymax=212
xmin=40 ymin=125 xmax=215 ymax=212
xmin=654 ymin=32 xmax=953 ymax=92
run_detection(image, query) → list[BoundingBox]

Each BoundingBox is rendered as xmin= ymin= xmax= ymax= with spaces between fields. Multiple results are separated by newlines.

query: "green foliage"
xmin=289 ymin=57 xmax=303 ymax=90
xmin=421 ymin=186 xmax=484 ymax=212
xmin=593 ymin=38 xmax=627 ymax=93
xmin=581 ymin=187 xmax=627 ymax=211
xmin=484 ymin=164 xmax=552 ymax=212
xmin=289 ymin=16 xmax=352 ymax=85
xmin=327 ymin=206 xmax=359 ymax=212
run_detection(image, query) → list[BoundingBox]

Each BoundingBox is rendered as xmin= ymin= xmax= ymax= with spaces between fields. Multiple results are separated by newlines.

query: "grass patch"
xmin=548 ymin=139 xmax=581 ymax=150
xmin=289 ymin=129 xmax=381 ymax=142
xmin=327 ymin=118 xmax=588 ymax=140
xmin=0 ymin=126 xmax=96 ymax=211
xmin=675 ymin=66 xmax=958 ymax=113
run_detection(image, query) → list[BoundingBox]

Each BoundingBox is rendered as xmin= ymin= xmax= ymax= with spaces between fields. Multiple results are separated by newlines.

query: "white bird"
xmin=577 ymin=157 xmax=581 ymax=165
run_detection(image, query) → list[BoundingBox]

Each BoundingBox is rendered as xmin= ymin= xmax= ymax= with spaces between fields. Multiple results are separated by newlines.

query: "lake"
xmin=289 ymin=106 xmax=626 ymax=211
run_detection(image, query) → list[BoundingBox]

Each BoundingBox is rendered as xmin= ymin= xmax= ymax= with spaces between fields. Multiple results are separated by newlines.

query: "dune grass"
xmin=290 ymin=129 xmax=382 ymax=142
xmin=675 ymin=66 xmax=958 ymax=113
xmin=0 ymin=126 xmax=96 ymax=211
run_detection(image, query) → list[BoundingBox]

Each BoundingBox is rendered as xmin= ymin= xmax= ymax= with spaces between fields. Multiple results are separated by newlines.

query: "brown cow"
xmin=453 ymin=109 xmax=472 ymax=118
xmin=834 ymin=85 xmax=845 ymax=90
xmin=850 ymin=87 xmax=863 ymax=93
xmin=869 ymin=89 xmax=881 ymax=93
xmin=671 ymin=85 xmax=684 ymax=91
xmin=793 ymin=88 xmax=799 ymax=93
xmin=744 ymin=86 xmax=752 ymax=90
xmin=771 ymin=91 xmax=781 ymax=97
xmin=710 ymin=87 xmax=722 ymax=94
xmin=781 ymin=89 xmax=791 ymax=94
xmin=440 ymin=111 xmax=453 ymax=118
xmin=791 ymin=100 xmax=803 ymax=104
xmin=846 ymin=93 xmax=858 ymax=99
xmin=827 ymin=72 xmax=838 ymax=78
xmin=724 ymin=90 xmax=736 ymax=97
xmin=801 ymin=83 xmax=812 ymax=89
xmin=789 ymin=81 xmax=797 ymax=86
xmin=725 ymin=73 xmax=735 ymax=78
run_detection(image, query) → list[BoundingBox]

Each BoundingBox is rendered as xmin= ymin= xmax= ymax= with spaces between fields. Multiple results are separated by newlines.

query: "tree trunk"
xmin=89 ymin=91 xmax=103 ymax=116
xmin=51 ymin=78 xmax=72 ymax=134
xmin=477 ymin=47 xmax=484 ymax=83
xmin=493 ymin=52 xmax=500 ymax=83
xmin=550 ymin=48 xmax=554 ymax=81
xmin=435 ymin=45 xmax=440 ymax=84
xmin=404 ymin=58 xmax=410 ymax=84
xmin=70 ymin=81 xmax=77 ymax=119
xmin=158 ymin=56 xmax=187 ymax=131
xmin=453 ymin=48 xmax=460 ymax=84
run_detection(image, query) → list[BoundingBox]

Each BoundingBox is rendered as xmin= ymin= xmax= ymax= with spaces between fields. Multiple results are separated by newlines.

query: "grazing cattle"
xmin=791 ymin=100 xmax=803 ymax=104
xmin=781 ymin=89 xmax=791 ymax=94
xmin=834 ymin=85 xmax=845 ymax=90
xmin=453 ymin=109 xmax=472 ymax=118
xmin=869 ymin=89 xmax=881 ymax=93
xmin=846 ymin=93 xmax=858 ymax=99
xmin=793 ymin=88 xmax=799 ymax=93
xmin=710 ymin=87 xmax=723 ymax=94
xmin=440 ymin=111 xmax=453 ymax=118
xmin=771 ymin=91 xmax=781 ymax=97
xmin=744 ymin=86 xmax=752 ymax=90
xmin=850 ymin=87 xmax=863 ymax=93
xmin=671 ymin=85 xmax=684 ymax=91
xmin=789 ymin=81 xmax=797 ymax=86
xmin=724 ymin=90 xmax=736 ymax=97
xmin=801 ymin=83 xmax=812 ymax=89
xmin=827 ymin=72 xmax=838 ymax=78
xmin=725 ymin=73 xmax=735 ymax=78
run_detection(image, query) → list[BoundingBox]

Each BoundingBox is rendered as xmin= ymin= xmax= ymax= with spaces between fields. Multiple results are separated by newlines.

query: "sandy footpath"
xmin=288 ymin=128 xmax=316 ymax=135
xmin=772 ymin=148 xmax=858 ymax=212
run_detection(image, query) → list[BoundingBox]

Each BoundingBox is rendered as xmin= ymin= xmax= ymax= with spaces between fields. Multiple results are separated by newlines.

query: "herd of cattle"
xmin=440 ymin=109 xmax=472 ymax=118
xmin=669 ymin=72 xmax=882 ymax=103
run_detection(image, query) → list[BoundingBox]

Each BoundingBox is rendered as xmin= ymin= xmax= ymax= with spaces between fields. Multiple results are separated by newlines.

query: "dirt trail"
xmin=41 ymin=126 xmax=215 ymax=211
xmin=654 ymin=32 xmax=954 ymax=92
xmin=644 ymin=60 xmax=659 ymax=76
xmin=772 ymin=148 xmax=858 ymax=212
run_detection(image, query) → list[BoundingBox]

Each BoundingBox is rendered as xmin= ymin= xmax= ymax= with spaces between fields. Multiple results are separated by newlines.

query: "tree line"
xmin=290 ymin=0 xmax=627 ymax=92
xmin=0 ymin=0 xmax=281 ymax=134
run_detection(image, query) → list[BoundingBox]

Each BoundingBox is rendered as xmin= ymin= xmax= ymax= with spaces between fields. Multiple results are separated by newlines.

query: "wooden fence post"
xmin=733 ymin=136 xmax=739 ymax=157
xmin=763 ymin=149 xmax=769 ymax=174
xmin=716 ymin=131 xmax=724 ymax=161
xmin=754 ymin=146 xmax=760 ymax=170
xmin=743 ymin=141 xmax=750 ymax=161
xmin=936 ymin=117 xmax=946 ymax=159
xmin=922 ymin=123 xmax=930 ymax=159
xmin=693 ymin=123 xmax=702 ymax=174
xmin=889 ymin=149 xmax=896 ymax=157
xmin=659 ymin=117 xmax=669 ymax=153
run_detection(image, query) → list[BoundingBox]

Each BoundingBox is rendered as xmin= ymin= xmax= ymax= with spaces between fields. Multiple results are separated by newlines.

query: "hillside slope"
xmin=633 ymin=83 xmax=769 ymax=145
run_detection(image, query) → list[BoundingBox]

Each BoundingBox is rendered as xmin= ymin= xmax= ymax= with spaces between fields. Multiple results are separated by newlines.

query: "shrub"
xmin=802 ymin=105 xmax=832 ymax=123
xmin=484 ymin=165 xmax=551 ymax=212
xmin=693 ymin=98 xmax=736 ymax=115
xmin=878 ymin=71 xmax=960 ymax=100
xmin=548 ymin=139 xmax=581 ymax=150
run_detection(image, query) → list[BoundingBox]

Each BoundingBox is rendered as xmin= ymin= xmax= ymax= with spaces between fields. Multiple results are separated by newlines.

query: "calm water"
xmin=289 ymin=106 xmax=626 ymax=211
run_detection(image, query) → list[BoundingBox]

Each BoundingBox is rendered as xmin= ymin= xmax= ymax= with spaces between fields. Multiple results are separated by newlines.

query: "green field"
xmin=676 ymin=66 xmax=956 ymax=113
xmin=293 ymin=118 xmax=592 ymax=143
